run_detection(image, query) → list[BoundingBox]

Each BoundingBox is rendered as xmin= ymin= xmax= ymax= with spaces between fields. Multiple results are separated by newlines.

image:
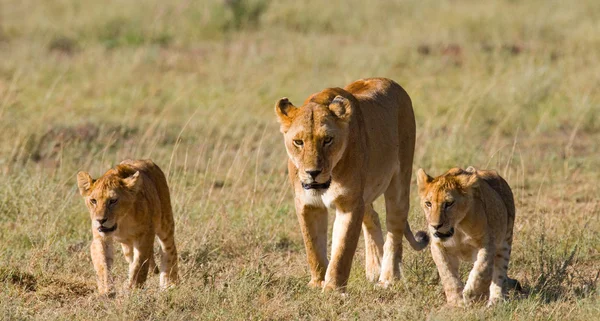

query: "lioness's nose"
xmin=305 ymin=169 xmax=322 ymax=179
xmin=97 ymin=218 xmax=108 ymax=225
xmin=431 ymin=223 xmax=444 ymax=230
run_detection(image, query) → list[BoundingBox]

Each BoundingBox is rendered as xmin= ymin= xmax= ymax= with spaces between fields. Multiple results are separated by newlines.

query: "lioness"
xmin=77 ymin=159 xmax=178 ymax=295
xmin=275 ymin=78 xmax=427 ymax=291
xmin=416 ymin=166 xmax=518 ymax=306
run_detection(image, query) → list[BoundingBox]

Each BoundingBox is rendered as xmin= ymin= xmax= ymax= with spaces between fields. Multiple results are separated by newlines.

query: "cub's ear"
xmin=77 ymin=171 xmax=94 ymax=196
xmin=123 ymin=171 xmax=142 ymax=193
xmin=416 ymin=168 xmax=433 ymax=191
xmin=460 ymin=171 xmax=479 ymax=190
xmin=275 ymin=97 xmax=297 ymax=133
xmin=329 ymin=95 xmax=352 ymax=121
xmin=465 ymin=166 xmax=477 ymax=174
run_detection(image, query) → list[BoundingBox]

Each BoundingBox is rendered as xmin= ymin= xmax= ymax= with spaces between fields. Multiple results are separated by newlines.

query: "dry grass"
xmin=0 ymin=0 xmax=599 ymax=320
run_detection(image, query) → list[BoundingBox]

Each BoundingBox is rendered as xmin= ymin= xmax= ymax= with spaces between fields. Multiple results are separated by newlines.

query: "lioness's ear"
xmin=123 ymin=171 xmax=142 ymax=193
xmin=275 ymin=97 xmax=297 ymax=132
xmin=329 ymin=95 xmax=352 ymax=121
xmin=416 ymin=168 xmax=433 ymax=191
xmin=465 ymin=166 xmax=477 ymax=174
xmin=77 ymin=171 xmax=94 ymax=196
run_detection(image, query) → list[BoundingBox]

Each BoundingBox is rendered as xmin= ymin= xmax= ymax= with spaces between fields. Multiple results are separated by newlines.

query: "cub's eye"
xmin=424 ymin=201 xmax=432 ymax=208
xmin=109 ymin=199 xmax=118 ymax=206
xmin=90 ymin=199 xmax=97 ymax=205
xmin=293 ymin=140 xmax=303 ymax=147
xmin=445 ymin=201 xmax=454 ymax=208
xmin=323 ymin=136 xmax=333 ymax=146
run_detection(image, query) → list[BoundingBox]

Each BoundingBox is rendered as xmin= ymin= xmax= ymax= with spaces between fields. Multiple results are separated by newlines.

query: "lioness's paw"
xmin=376 ymin=280 xmax=392 ymax=289
xmin=307 ymin=279 xmax=324 ymax=289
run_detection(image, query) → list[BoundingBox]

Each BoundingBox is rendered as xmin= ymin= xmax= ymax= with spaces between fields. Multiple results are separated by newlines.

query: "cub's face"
xmin=416 ymin=168 xmax=477 ymax=240
xmin=77 ymin=171 xmax=141 ymax=235
xmin=275 ymin=95 xmax=352 ymax=191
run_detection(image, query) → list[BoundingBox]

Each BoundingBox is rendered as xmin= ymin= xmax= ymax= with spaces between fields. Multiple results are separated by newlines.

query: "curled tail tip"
xmin=414 ymin=230 xmax=430 ymax=251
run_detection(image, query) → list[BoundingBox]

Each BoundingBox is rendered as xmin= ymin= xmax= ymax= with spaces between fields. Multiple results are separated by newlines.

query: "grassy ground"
xmin=0 ymin=0 xmax=599 ymax=319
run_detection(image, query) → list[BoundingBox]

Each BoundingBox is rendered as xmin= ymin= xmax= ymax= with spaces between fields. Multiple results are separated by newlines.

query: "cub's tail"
xmin=404 ymin=223 xmax=429 ymax=251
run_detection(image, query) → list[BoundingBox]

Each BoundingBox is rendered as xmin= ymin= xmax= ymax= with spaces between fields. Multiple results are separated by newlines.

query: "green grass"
xmin=0 ymin=0 xmax=599 ymax=319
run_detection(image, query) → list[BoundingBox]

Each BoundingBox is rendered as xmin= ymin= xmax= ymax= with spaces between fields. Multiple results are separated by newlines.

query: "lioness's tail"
xmin=404 ymin=222 xmax=429 ymax=251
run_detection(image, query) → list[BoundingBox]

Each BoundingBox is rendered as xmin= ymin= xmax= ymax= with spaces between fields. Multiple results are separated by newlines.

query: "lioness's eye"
xmin=445 ymin=201 xmax=454 ymax=208
xmin=90 ymin=199 xmax=97 ymax=205
xmin=424 ymin=201 xmax=432 ymax=208
xmin=109 ymin=199 xmax=118 ymax=205
xmin=293 ymin=140 xmax=303 ymax=147
xmin=323 ymin=136 xmax=333 ymax=145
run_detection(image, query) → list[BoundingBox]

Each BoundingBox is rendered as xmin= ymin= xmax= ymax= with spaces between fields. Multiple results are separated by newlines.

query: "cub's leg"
xmin=379 ymin=172 xmax=410 ymax=287
xmin=91 ymin=237 xmax=114 ymax=295
xmin=297 ymin=204 xmax=329 ymax=288
xmin=362 ymin=204 xmax=384 ymax=283
xmin=127 ymin=232 xmax=154 ymax=289
xmin=156 ymin=226 xmax=179 ymax=288
xmin=463 ymin=244 xmax=494 ymax=304
xmin=124 ymin=242 xmax=158 ymax=274
xmin=324 ymin=201 xmax=365 ymax=291
xmin=488 ymin=241 xmax=511 ymax=306
xmin=431 ymin=243 xmax=464 ymax=306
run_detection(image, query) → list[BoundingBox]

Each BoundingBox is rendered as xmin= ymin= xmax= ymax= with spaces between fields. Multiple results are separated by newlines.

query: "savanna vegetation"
xmin=0 ymin=0 xmax=598 ymax=319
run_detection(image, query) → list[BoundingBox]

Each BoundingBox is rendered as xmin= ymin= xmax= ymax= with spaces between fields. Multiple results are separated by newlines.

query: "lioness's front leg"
xmin=431 ymin=243 xmax=463 ymax=306
xmin=463 ymin=243 xmax=494 ymax=304
xmin=91 ymin=237 xmax=114 ymax=295
xmin=297 ymin=203 xmax=329 ymax=288
xmin=127 ymin=232 xmax=154 ymax=289
xmin=323 ymin=201 xmax=365 ymax=291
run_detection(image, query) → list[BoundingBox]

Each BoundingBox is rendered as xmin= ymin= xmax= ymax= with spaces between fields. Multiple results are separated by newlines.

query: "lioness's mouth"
xmin=98 ymin=224 xmax=117 ymax=233
xmin=434 ymin=227 xmax=455 ymax=239
xmin=302 ymin=178 xmax=332 ymax=190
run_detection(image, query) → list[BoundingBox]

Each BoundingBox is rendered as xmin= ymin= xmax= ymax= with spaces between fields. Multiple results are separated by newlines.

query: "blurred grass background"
xmin=0 ymin=0 xmax=598 ymax=319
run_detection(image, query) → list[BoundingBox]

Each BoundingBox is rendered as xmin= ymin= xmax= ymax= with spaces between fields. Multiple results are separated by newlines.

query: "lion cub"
xmin=77 ymin=159 xmax=178 ymax=295
xmin=416 ymin=166 xmax=518 ymax=306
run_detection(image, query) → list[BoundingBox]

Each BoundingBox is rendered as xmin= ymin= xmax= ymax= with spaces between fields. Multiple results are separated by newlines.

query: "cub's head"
xmin=77 ymin=169 xmax=142 ymax=235
xmin=275 ymin=90 xmax=354 ymax=191
xmin=416 ymin=167 xmax=479 ymax=240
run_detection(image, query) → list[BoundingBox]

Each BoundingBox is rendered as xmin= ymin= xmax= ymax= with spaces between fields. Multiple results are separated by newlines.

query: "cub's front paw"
xmin=445 ymin=299 xmax=465 ymax=308
xmin=462 ymin=287 xmax=477 ymax=306
xmin=486 ymin=296 xmax=504 ymax=307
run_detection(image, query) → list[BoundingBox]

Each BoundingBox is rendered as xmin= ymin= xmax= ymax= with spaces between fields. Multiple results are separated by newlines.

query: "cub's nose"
xmin=97 ymin=218 xmax=108 ymax=225
xmin=431 ymin=223 xmax=444 ymax=230
xmin=305 ymin=169 xmax=322 ymax=179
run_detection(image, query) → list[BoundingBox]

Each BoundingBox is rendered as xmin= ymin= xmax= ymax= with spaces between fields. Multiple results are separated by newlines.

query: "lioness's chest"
xmin=302 ymin=187 xmax=341 ymax=209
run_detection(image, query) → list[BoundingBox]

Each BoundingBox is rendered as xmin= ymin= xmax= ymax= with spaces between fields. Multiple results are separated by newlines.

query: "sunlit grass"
xmin=0 ymin=0 xmax=598 ymax=319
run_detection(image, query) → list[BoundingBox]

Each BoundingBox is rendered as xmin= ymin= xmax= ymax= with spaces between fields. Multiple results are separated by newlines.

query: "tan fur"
xmin=275 ymin=78 xmax=427 ymax=291
xmin=77 ymin=159 xmax=178 ymax=295
xmin=416 ymin=166 xmax=517 ymax=306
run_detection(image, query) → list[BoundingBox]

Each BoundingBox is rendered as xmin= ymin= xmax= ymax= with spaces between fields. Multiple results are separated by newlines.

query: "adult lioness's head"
xmin=416 ymin=167 xmax=479 ymax=240
xmin=275 ymin=90 xmax=355 ymax=190
xmin=77 ymin=169 xmax=142 ymax=235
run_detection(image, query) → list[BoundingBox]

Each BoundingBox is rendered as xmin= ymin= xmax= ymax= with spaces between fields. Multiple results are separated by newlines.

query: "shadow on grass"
xmin=524 ymin=235 xmax=598 ymax=303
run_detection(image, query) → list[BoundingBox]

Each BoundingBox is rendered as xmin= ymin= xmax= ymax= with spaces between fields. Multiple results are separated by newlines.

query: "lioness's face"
xmin=77 ymin=171 xmax=141 ymax=235
xmin=275 ymin=95 xmax=352 ymax=190
xmin=416 ymin=168 xmax=476 ymax=239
